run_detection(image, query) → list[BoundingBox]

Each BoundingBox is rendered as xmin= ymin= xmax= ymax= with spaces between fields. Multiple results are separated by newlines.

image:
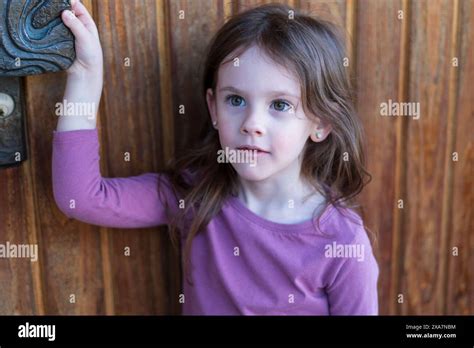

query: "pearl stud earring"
xmin=213 ymin=120 xmax=218 ymax=129
xmin=315 ymin=131 xmax=322 ymax=139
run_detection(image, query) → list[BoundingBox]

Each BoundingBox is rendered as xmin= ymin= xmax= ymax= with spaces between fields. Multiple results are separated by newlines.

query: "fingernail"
xmin=65 ymin=10 xmax=75 ymax=18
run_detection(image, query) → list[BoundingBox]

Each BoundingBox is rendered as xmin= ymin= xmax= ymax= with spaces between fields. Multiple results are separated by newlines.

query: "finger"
xmin=61 ymin=10 xmax=89 ymax=44
xmin=72 ymin=1 xmax=99 ymax=36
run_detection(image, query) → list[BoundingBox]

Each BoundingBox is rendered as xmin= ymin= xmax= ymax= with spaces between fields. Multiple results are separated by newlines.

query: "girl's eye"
xmin=272 ymin=100 xmax=293 ymax=112
xmin=225 ymin=95 xmax=246 ymax=107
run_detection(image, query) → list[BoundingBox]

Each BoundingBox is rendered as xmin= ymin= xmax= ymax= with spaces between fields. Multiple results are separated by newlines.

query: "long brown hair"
xmin=158 ymin=3 xmax=372 ymax=285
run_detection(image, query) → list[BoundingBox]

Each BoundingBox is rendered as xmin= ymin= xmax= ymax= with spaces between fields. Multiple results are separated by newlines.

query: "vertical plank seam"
xmin=224 ymin=0 xmax=234 ymax=21
xmin=22 ymin=77 xmax=46 ymax=315
xmin=441 ymin=0 xmax=460 ymax=315
xmin=295 ymin=0 xmax=301 ymax=11
xmin=390 ymin=0 xmax=410 ymax=315
xmin=157 ymin=0 xmax=175 ymax=162
xmin=157 ymin=0 xmax=180 ymax=314
xmin=100 ymin=229 xmax=114 ymax=314
xmin=346 ymin=0 xmax=357 ymax=96
xmin=231 ymin=0 xmax=239 ymax=16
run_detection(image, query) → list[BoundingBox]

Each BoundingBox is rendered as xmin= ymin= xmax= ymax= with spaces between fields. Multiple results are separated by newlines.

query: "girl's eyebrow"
xmin=219 ymin=86 xmax=300 ymax=99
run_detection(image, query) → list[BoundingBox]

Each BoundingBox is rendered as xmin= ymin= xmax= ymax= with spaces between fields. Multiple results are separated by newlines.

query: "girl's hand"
xmin=61 ymin=0 xmax=103 ymax=79
xmin=56 ymin=0 xmax=103 ymax=131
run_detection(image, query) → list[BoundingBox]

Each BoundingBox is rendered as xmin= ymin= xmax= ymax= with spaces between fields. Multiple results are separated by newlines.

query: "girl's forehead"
xmin=222 ymin=44 xmax=271 ymax=65
xmin=217 ymin=45 xmax=300 ymax=94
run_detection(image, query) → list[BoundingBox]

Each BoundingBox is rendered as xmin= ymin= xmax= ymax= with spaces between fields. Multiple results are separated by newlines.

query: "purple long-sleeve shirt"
xmin=52 ymin=128 xmax=379 ymax=315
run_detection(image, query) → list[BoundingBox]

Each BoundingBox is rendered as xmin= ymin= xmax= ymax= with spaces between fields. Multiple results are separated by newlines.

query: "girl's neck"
xmin=236 ymin=169 xmax=325 ymax=223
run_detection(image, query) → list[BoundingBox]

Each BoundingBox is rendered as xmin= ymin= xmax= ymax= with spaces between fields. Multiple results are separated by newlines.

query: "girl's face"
xmin=206 ymin=44 xmax=330 ymax=182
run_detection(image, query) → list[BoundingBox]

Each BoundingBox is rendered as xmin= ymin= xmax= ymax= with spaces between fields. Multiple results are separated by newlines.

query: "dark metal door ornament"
xmin=0 ymin=0 xmax=75 ymax=168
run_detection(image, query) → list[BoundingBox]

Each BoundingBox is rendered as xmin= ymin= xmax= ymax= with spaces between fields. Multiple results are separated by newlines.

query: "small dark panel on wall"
xmin=0 ymin=77 xmax=27 ymax=167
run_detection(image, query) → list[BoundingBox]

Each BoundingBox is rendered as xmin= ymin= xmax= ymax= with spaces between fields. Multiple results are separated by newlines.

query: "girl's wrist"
xmin=65 ymin=70 xmax=103 ymax=97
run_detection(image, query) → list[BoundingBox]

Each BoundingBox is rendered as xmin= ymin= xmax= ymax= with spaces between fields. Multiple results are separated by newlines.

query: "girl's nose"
xmin=240 ymin=122 xmax=265 ymax=136
xmin=240 ymin=112 xmax=265 ymax=136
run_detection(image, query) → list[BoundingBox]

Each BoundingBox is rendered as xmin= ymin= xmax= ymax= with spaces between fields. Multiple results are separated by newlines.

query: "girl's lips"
xmin=237 ymin=146 xmax=270 ymax=153
xmin=237 ymin=148 xmax=270 ymax=155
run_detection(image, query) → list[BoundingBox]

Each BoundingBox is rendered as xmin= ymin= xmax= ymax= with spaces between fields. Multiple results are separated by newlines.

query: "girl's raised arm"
xmin=53 ymin=1 xmax=177 ymax=228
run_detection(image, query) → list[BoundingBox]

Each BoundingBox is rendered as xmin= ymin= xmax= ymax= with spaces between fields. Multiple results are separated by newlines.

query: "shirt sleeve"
xmin=325 ymin=225 xmax=380 ymax=315
xmin=52 ymin=128 xmax=178 ymax=228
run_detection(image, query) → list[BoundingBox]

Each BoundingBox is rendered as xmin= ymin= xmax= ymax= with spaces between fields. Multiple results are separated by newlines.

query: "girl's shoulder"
xmin=321 ymin=204 xmax=371 ymax=245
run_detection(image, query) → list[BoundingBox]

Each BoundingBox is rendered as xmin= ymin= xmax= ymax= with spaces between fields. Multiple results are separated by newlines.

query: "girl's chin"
xmin=232 ymin=164 xmax=271 ymax=181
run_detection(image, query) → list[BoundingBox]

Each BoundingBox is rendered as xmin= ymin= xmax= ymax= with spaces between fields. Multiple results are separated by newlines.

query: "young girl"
xmin=54 ymin=1 xmax=379 ymax=315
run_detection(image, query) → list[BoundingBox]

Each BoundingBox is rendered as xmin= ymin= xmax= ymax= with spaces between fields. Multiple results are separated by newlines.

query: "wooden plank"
xmin=168 ymin=0 xmax=229 ymax=154
xmin=391 ymin=0 xmax=410 ymax=316
xmin=445 ymin=0 xmax=473 ymax=315
xmin=95 ymin=0 xmax=176 ymax=314
xmin=355 ymin=0 xmax=404 ymax=315
xmin=0 ymin=166 xmax=37 ymax=314
xmin=299 ymin=0 xmax=346 ymax=26
xmin=401 ymin=0 xmax=457 ymax=315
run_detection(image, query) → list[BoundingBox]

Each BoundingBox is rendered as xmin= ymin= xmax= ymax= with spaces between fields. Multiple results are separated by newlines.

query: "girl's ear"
xmin=206 ymin=88 xmax=217 ymax=125
xmin=309 ymin=121 xmax=332 ymax=142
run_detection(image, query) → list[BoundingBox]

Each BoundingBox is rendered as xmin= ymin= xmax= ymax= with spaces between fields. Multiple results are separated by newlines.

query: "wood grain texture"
xmin=299 ymin=0 xmax=346 ymax=26
xmin=168 ymin=0 xmax=228 ymax=155
xmin=94 ymin=0 xmax=177 ymax=314
xmin=0 ymin=164 xmax=37 ymax=314
xmin=355 ymin=0 xmax=403 ymax=316
xmin=237 ymin=0 xmax=297 ymax=12
xmin=23 ymin=70 xmax=106 ymax=314
xmin=401 ymin=0 xmax=457 ymax=315
xmin=445 ymin=0 xmax=473 ymax=315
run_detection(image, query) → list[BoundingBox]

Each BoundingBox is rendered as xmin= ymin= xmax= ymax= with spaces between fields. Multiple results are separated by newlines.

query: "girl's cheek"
xmin=273 ymin=127 xmax=305 ymax=153
xmin=217 ymin=124 xmax=236 ymax=147
xmin=218 ymin=105 xmax=236 ymax=122
xmin=219 ymin=111 xmax=242 ymax=134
